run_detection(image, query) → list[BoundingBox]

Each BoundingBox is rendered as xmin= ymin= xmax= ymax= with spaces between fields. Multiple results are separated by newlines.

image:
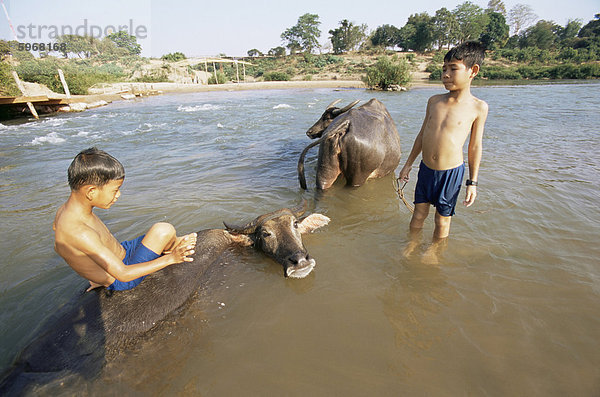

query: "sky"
xmin=1 ymin=0 xmax=597 ymax=58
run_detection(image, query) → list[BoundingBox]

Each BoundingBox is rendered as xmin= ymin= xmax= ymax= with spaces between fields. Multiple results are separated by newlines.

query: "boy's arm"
xmin=398 ymin=98 xmax=431 ymax=182
xmin=464 ymin=100 xmax=488 ymax=207
xmin=74 ymin=228 xmax=194 ymax=282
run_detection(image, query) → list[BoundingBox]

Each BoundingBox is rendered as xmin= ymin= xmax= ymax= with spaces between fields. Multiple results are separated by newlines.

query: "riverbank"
xmin=2 ymin=78 xmax=443 ymax=121
xmin=89 ymin=79 xmax=369 ymax=94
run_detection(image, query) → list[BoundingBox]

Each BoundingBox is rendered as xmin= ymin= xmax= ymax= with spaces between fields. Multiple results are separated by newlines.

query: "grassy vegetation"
xmin=0 ymin=62 xmax=20 ymax=96
xmin=427 ymin=46 xmax=600 ymax=81
xmin=362 ymin=55 xmax=411 ymax=89
xmin=14 ymin=57 xmax=128 ymax=95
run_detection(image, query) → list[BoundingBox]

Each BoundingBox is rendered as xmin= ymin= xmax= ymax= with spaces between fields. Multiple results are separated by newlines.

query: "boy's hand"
xmin=398 ymin=165 xmax=412 ymax=182
xmin=168 ymin=233 xmax=197 ymax=263
xmin=170 ymin=242 xmax=195 ymax=263
xmin=86 ymin=281 xmax=104 ymax=292
xmin=463 ymin=186 xmax=477 ymax=207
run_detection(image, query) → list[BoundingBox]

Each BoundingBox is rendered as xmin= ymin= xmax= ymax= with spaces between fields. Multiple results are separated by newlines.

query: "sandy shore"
xmin=88 ymin=78 xmax=440 ymax=96
xmin=87 ymin=80 xmax=367 ymax=95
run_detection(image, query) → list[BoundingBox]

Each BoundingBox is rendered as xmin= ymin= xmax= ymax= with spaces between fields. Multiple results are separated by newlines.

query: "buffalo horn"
xmin=326 ymin=99 xmax=342 ymax=109
xmin=289 ymin=200 xmax=308 ymax=217
xmin=332 ymin=100 xmax=360 ymax=116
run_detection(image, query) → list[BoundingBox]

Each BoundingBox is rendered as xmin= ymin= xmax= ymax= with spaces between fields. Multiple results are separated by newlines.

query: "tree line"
xmin=266 ymin=1 xmax=599 ymax=59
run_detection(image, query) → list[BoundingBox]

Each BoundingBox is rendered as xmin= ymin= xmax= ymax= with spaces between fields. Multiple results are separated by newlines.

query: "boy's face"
xmin=93 ymin=179 xmax=123 ymax=209
xmin=442 ymin=59 xmax=478 ymax=91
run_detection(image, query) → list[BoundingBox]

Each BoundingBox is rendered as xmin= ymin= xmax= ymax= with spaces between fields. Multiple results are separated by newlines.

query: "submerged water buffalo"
xmin=298 ymin=98 xmax=402 ymax=190
xmin=0 ymin=204 xmax=329 ymax=395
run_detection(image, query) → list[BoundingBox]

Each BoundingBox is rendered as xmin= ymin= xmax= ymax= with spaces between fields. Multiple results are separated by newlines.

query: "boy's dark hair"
xmin=444 ymin=41 xmax=485 ymax=69
xmin=68 ymin=147 xmax=125 ymax=190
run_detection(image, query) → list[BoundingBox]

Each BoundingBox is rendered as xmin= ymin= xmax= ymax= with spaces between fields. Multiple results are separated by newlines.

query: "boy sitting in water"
xmin=397 ymin=41 xmax=488 ymax=263
xmin=53 ymin=147 xmax=197 ymax=292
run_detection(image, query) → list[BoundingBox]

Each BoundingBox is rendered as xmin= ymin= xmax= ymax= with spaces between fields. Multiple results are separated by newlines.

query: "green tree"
xmin=370 ymin=24 xmax=401 ymax=49
xmin=247 ymin=48 xmax=263 ymax=57
xmin=281 ymin=13 xmax=321 ymax=54
xmin=56 ymin=34 xmax=99 ymax=58
xmin=558 ymin=20 xmax=582 ymax=42
xmin=480 ymin=11 xmax=509 ymax=49
xmin=161 ymin=52 xmax=186 ymax=61
xmin=508 ymin=3 xmax=537 ymax=35
xmin=453 ymin=2 xmax=489 ymax=43
xmin=487 ymin=0 xmax=506 ymax=16
xmin=107 ymin=30 xmax=142 ymax=55
xmin=519 ymin=20 xmax=559 ymax=49
xmin=555 ymin=19 xmax=583 ymax=48
xmin=396 ymin=24 xmax=415 ymax=51
xmin=329 ymin=19 xmax=367 ymax=54
xmin=268 ymin=46 xmax=286 ymax=56
xmin=95 ymin=37 xmax=128 ymax=58
xmin=402 ymin=13 xmax=435 ymax=52
xmin=0 ymin=62 xmax=19 ymax=96
xmin=0 ymin=40 xmax=11 ymax=58
xmin=432 ymin=7 xmax=458 ymax=50
xmin=578 ymin=14 xmax=600 ymax=38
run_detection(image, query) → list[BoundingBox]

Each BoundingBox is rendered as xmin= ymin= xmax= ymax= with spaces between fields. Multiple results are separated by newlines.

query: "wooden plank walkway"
xmin=0 ymin=96 xmax=68 ymax=105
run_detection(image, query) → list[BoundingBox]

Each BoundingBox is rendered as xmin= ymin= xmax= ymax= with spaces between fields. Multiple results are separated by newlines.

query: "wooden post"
xmin=57 ymin=69 xmax=71 ymax=98
xmin=235 ymin=60 xmax=239 ymax=83
xmin=212 ymin=62 xmax=218 ymax=84
xmin=204 ymin=60 xmax=208 ymax=84
xmin=11 ymin=70 xmax=38 ymax=119
xmin=243 ymin=63 xmax=246 ymax=82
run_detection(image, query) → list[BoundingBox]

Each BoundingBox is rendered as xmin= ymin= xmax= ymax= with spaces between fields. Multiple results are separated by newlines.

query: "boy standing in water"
xmin=53 ymin=147 xmax=197 ymax=292
xmin=397 ymin=41 xmax=488 ymax=263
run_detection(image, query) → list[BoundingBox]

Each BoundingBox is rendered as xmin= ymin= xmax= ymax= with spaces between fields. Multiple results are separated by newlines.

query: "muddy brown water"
xmin=0 ymin=83 xmax=599 ymax=395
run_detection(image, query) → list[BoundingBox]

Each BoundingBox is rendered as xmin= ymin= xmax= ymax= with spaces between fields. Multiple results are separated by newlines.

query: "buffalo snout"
xmin=285 ymin=251 xmax=316 ymax=279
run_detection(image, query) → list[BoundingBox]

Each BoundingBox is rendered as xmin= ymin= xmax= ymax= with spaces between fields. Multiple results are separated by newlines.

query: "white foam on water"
xmin=177 ymin=104 xmax=222 ymax=112
xmin=40 ymin=118 xmax=67 ymax=127
xmin=30 ymin=132 xmax=66 ymax=145
xmin=137 ymin=122 xmax=166 ymax=133
xmin=273 ymin=104 xmax=293 ymax=109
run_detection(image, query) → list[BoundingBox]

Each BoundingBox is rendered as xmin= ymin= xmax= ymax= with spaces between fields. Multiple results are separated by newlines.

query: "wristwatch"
xmin=466 ymin=179 xmax=478 ymax=186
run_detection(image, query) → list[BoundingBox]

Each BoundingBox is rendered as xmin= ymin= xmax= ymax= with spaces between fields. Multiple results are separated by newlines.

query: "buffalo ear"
xmin=297 ymin=213 xmax=330 ymax=234
xmin=326 ymin=119 xmax=350 ymax=139
xmin=225 ymin=231 xmax=253 ymax=246
xmin=325 ymin=119 xmax=350 ymax=151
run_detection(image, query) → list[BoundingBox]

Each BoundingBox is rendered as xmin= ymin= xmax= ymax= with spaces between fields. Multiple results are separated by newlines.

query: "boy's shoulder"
xmin=428 ymin=93 xmax=447 ymax=103
xmin=53 ymin=199 xmax=91 ymax=237
xmin=471 ymin=94 xmax=489 ymax=114
xmin=54 ymin=202 xmax=78 ymax=235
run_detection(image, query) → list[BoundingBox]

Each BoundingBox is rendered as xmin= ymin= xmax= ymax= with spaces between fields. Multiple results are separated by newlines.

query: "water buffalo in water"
xmin=0 ymin=204 xmax=329 ymax=395
xmin=298 ymin=98 xmax=402 ymax=190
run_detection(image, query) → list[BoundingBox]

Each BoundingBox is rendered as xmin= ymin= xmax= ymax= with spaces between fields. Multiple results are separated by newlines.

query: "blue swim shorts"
xmin=107 ymin=234 xmax=160 ymax=291
xmin=414 ymin=161 xmax=465 ymax=217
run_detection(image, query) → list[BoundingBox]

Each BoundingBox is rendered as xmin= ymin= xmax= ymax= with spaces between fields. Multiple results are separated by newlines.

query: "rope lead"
xmin=394 ymin=178 xmax=414 ymax=214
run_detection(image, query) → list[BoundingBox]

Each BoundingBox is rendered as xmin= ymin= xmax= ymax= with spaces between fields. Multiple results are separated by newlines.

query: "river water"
xmin=1 ymin=83 xmax=599 ymax=395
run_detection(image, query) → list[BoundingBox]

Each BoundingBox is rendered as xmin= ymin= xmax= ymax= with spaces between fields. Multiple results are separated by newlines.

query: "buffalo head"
xmin=306 ymin=99 xmax=360 ymax=139
xmin=223 ymin=202 xmax=330 ymax=278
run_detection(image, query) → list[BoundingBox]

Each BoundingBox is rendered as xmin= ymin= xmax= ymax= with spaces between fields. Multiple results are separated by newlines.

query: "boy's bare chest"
xmin=429 ymin=103 xmax=475 ymax=132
